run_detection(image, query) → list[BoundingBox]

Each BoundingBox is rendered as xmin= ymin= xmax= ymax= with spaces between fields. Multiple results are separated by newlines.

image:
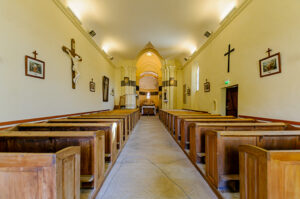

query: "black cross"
xmin=224 ymin=44 xmax=235 ymax=73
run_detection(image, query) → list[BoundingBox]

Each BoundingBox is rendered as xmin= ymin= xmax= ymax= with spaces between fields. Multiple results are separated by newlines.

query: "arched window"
xmin=196 ymin=66 xmax=200 ymax=91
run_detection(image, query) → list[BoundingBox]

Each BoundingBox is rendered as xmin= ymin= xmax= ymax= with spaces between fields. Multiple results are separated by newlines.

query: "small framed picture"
xmin=103 ymin=76 xmax=109 ymax=102
xmin=90 ymin=79 xmax=95 ymax=92
xmin=259 ymin=53 xmax=281 ymax=77
xmin=25 ymin=56 xmax=45 ymax=79
xmin=204 ymin=82 xmax=210 ymax=92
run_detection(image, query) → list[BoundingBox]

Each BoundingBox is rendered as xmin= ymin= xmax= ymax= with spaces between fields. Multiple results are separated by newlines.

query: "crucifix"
xmin=62 ymin=39 xmax=83 ymax=89
xmin=224 ymin=44 xmax=235 ymax=73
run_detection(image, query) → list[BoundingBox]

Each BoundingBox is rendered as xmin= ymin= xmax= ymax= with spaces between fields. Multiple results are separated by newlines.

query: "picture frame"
xmin=90 ymin=79 xmax=95 ymax=92
xmin=25 ymin=55 xmax=45 ymax=79
xmin=102 ymin=76 xmax=109 ymax=102
xmin=259 ymin=53 xmax=281 ymax=77
xmin=124 ymin=77 xmax=130 ymax=86
xmin=204 ymin=81 xmax=210 ymax=92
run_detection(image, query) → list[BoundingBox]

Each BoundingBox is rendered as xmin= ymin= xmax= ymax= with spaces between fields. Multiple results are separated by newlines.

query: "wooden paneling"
xmin=206 ymin=130 xmax=300 ymax=190
xmin=0 ymin=131 xmax=104 ymax=190
xmin=239 ymin=145 xmax=300 ymax=199
xmin=0 ymin=146 xmax=80 ymax=199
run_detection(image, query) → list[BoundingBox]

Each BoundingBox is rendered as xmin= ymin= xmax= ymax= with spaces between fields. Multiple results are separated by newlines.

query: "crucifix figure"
xmin=62 ymin=39 xmax=83 ymax=89
xmin=224 ymin=44 xmax=235 ymax=73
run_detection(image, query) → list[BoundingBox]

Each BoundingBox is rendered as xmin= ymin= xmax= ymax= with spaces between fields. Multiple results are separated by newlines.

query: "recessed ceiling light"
xmin=190 ymin=46 xmax=197 ymax=54
xmin=102 ymin=45 xmax=109 ymax=53
xmin=146 ymin=52 xmax=152 ymax=56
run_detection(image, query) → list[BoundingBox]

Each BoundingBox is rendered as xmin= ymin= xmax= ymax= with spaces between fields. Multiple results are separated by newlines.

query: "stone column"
xmin=120 ymin=63 xmax=137 ymax=109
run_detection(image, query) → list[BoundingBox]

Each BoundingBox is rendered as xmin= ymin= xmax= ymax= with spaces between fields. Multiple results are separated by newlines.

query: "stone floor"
xmin=96 ymin=116 xmax=217 ymax=199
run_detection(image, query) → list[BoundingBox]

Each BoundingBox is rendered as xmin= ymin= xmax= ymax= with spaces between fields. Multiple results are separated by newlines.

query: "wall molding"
xmin=52 ymin=0 xmax=117 ymax=68
xmin=0 ymin=109 xmax=109 ymax=129
xmin=182 ymin=0 xmax=253 ymax=68
xmin=239 ymin=115 xmax=300 ymax=125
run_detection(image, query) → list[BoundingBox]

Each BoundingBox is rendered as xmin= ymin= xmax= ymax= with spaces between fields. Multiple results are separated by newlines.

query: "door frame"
xmin=220 ymin=84 xmax=239 ymax=116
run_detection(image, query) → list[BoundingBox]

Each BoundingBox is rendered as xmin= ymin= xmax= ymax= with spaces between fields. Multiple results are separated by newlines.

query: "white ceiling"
xmin=61 ymin=0 xmax=243 ymax=61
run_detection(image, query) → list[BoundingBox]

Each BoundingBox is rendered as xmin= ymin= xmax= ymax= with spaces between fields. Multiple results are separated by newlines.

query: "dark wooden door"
xmin=226 ymin=86 xmax=238 ymax=117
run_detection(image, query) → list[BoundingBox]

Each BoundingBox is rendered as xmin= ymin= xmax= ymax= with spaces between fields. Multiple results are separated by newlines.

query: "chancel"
xmin=0 ymin=0 xmax=299 ymax=199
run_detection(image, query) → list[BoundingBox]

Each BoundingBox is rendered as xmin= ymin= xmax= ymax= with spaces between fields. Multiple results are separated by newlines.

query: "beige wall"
xmin=0 ymin=0 xmax=116 ymax=122
xmin=180 ymin=0 xmax=300 ymax=121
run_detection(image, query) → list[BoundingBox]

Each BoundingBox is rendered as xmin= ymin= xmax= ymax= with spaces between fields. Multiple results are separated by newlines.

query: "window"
xmin=196 ymin=66 xmax=200 ymax=91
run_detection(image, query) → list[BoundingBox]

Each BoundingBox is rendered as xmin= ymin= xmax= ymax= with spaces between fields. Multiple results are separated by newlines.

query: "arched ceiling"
xmin=136 ymin=43 xmax=162 ymax=79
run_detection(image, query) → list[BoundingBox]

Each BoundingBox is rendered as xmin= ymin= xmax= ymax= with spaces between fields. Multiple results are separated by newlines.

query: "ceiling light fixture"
xmin=220 ymin=2 xmax=236 ymax=23
xmin=67 ymin=7 xmax=82 ymax=24
xmin=102 ymin=45 xmax=109 ymax=53
xmin=146 ymin=52 xmax=152 ymax=56
xmin=190 ymin=46 xmax=197 ymax=54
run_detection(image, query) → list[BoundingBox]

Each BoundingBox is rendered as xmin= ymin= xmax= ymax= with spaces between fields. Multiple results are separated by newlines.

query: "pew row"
xmin=205 ymin=130 xmax=300 ymax=191
xmin=49 ymin=119 xmax=123 ymax=150
xmin=189 ymin=122 xmax=290 ymax=164
xmin=10 ymin=123 xmax=118 ymax=163
xmin=0 ymin=131 xmax=104 ymax=198
xmin=69 ymin=115 xmax=129 ymax=141
xmin=180 ymin=118 xmax=256 ymax=145
xmin=239 ymin=145 xmax=300 ymax=199
xmin=0 ymin=146 xmax=80 ymax=199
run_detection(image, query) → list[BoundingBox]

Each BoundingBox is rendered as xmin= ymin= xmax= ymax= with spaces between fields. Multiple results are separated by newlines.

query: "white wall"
xmin=0 ymin=0 xmax=116 ymax=122
xmin=180 ymin=0 xmax=300 ymax=122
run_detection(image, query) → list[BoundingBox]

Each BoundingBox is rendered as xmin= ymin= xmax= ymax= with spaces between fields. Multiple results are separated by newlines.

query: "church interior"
xmin=0 ymin=0 xmax=299 ymax=199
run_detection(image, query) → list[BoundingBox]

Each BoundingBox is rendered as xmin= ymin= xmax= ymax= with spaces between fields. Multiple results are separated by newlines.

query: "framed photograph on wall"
xmin=25 ymin=56 xmax=45 ymax=79
xmin=204 ymin=79 xmax=210 ymax=92
xmin=259 ymin=53 xmax=281 ymax=77
xmin=102 ymin=76 xmax=109 ymax=102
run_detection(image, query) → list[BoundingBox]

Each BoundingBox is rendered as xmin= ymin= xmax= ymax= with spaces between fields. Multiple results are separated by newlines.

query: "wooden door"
xmin=226 ymin=86 xmax=238 ymax=117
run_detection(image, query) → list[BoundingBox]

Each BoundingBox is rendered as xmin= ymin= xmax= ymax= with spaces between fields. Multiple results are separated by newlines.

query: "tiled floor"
xmin=96 ymin=116 xmax=217 ymax=199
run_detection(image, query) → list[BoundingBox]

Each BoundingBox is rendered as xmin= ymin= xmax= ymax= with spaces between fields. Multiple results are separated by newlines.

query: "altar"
xmin=142 ymin=105 xmax=156 ymax=115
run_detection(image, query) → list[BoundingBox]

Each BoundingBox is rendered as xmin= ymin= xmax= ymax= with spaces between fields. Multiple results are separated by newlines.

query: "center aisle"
xmin=97 ymin=116 xmax=217 ymax=199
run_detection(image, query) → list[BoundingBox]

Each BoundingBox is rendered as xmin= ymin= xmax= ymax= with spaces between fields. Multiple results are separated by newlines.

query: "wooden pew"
xmin=182 ymin=118 xmax=256 ymax=150
xmin=239 ymin=145 xmax=300 ymax=199
xmin=49 ymin=118 xmax=124 ymax=150
xmin=10 ymin=123 xmax=117 ymax=163
xmin=0 ymin=146 xmax=80 ymax=199
xmin=176 ymin=116 xmax=235 ymax=146
xmin=87 ymin=109 xmax=140 ymax=132
xmin=205 ymin=130 xmax=300 ymax=191
xmin=159 ymin=109 xmax=193 ymax=127
xmin=165 ymin=111 xmax=209 ymax=131
xmin=189 ymin=122 xmax=288 ymax=164
xmin=168 ymin=112 xmax=213 ymax=132
xmin=0 ymin=131 xmax=104 ymax=196
xmin=174 ymin=115 xmax=235 ymax=139
xmin=69 ymin=115 xmax=129 ymax=141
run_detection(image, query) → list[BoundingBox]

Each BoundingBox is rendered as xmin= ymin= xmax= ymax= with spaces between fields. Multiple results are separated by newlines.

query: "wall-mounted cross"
xmin=62 ymin=39 xmax=82 ymax=89
xmin=266 ymin=48 xmax=272 ymax=57
xmin=224 ymin=44 xmax=235 ymax=73
xmin=32 ymin=51 xmax=38 ymax=59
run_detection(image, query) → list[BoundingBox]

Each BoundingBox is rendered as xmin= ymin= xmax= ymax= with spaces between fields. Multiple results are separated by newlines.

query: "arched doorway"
xmin=136 ymin=42 xmax=164 ymax=112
